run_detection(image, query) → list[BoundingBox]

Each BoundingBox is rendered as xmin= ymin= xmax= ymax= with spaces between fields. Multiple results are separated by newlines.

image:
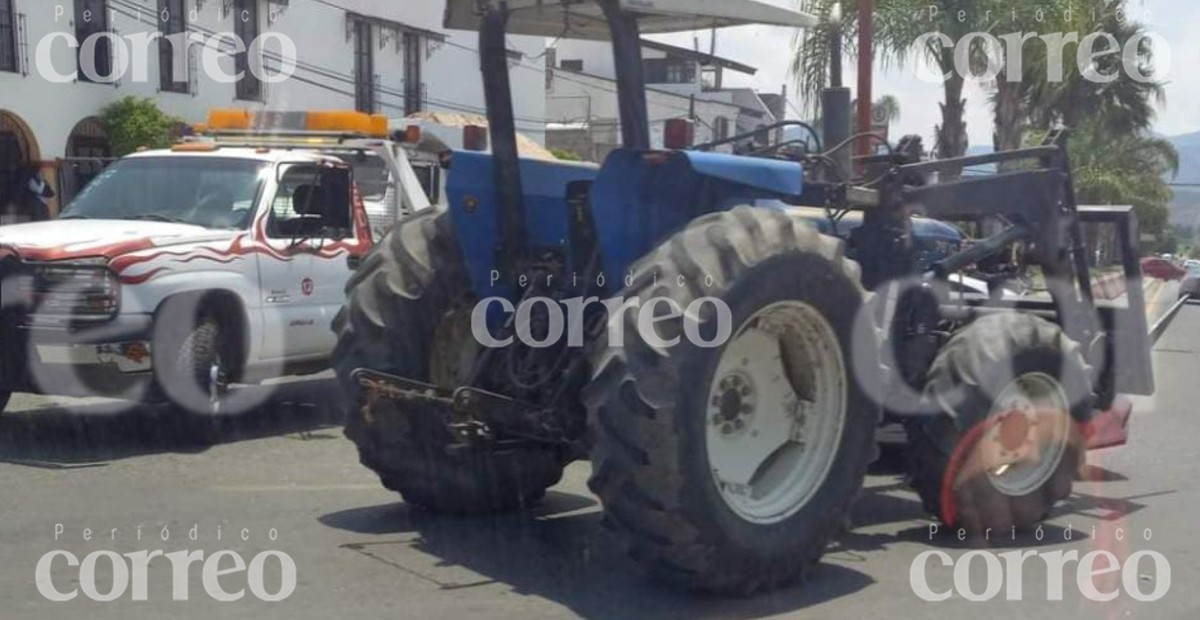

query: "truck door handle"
xmin=347 ymin=255 xmax=363 ymax=270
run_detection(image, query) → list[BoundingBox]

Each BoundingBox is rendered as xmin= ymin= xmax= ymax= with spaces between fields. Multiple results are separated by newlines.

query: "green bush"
xmin=550 ymin=148 xmax=583 ymax=162
xmin=101 ymin=97 xmax=185 ymax=157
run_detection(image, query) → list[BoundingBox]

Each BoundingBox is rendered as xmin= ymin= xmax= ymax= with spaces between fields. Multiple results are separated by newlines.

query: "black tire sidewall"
xmin=915 ymin=318 xmax=1093 ymax=529
xmin=154 ymin=301 xmax=230 ymax=415
xmin=673 ymin=251 xmax=876 ymax=556
xmin=336 ymin=211 xmax=565 ymax=513
xmin=941 ymin=346 xmax=1093 ymax=435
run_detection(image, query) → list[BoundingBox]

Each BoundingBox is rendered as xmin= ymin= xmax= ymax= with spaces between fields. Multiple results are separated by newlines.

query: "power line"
xmin=105 ymin=0 xmax=550 ymax=128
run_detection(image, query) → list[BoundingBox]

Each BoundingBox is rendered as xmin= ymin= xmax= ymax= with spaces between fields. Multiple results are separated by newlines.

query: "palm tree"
xmin=793 ymin=0 xmax=1008 ymax=176
xmin=1020 ymin=0 xmax=1165 ymax=135
xmin=1065 ymin=119 xmax=1179 ymax=242
xmin=875 ymin=94 xmax=901 ymax=125
xmin=988 ymin=0 xmax=1074 ymax=169
xmin=843 ymin=95 xmax=901 ymax=126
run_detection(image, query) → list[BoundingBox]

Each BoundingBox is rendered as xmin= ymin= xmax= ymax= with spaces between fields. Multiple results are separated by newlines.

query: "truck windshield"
xmin=60 ymin=157 xmax=268 ymax=230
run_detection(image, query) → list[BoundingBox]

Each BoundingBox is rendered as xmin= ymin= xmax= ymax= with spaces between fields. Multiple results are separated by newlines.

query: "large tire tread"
xmin=585 ymin=206 xmax=876 ymax=595
xmin=334 ymin=209 xmax=564 ymax=515
xmin=906 ymin=313 xmax=1093 ymax=531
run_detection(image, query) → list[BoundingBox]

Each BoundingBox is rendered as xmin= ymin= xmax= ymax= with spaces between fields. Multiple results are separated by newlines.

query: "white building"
xmin=546 ymin=38 xmax=787 ymax=161
xmin=0 ymin=0 xmax=546 ymax=213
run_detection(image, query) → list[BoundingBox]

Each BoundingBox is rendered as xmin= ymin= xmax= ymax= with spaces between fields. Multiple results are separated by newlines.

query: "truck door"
xmin=302 ymin=165 xmax=367 ymax=359
xmin=256 ymin=163 xmax=334 ymax=360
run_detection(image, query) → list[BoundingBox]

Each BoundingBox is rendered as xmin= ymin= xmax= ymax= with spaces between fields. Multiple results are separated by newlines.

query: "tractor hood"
xmin=445 ymin=0 xmax=819 ymax=39
xmin=0 ymin=219 xmax=236 ymax=264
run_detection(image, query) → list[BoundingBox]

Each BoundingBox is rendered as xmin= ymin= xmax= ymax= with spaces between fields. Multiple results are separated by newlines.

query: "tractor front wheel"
xmin=906 ymin=313 xmax=1093 ymax=532
xmin=584 ymin=207 xmax=878 ymax=595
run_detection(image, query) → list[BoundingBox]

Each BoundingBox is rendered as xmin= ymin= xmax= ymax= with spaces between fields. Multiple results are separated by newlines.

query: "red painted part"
xmin=856 ymin=0 xmax=875 ymax=156
xmin=120 ymin=268 xmax=169 ymax=286
xmin=8 ymin=238 xmax=157 ymax=263
xmin=940 ymin=404 xmax=1114 ymax=527
xmin=939 ymin=419 xmax=992 ymax=528
xmin=1082 ymin=399 xmax=1133 ymax=451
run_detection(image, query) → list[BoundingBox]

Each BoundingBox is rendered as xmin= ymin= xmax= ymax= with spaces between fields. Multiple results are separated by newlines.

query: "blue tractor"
xmin=334 ymin=0 xmax=1154 ymax=594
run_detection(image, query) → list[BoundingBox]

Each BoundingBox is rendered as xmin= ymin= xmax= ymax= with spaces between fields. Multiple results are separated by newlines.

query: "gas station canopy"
xmin=444 ymin=0 xmax=819 ymax=39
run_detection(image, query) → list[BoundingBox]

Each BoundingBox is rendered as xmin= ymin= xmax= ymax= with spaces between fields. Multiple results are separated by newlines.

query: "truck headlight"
xmin=23 ymin=263 xmax=121 ymax=321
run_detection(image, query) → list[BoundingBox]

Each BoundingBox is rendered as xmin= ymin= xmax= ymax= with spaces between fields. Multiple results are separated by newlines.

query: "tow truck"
xmin=0 ymin=109 xmax=438 ymax=417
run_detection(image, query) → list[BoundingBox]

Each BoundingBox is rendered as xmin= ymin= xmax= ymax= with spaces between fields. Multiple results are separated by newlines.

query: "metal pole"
xmin=824 ymin=4 xmax=851 ymax=176
xmin=479 ymin=6 xmax=527 ymax=276
xmin=601 ymin=0 xmax=651 ymax=149
xmin=856 ymin=0 xmax=874 ymax=156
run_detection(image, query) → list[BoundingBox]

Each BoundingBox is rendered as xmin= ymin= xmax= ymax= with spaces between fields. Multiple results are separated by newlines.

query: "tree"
xmin=986 ymin=0 xmax=1073 ymax=170
xmin=1053 ymin=119 xmax=1179 ymax=248
xmin=793 ymin=0 xmax=1010 ymax=176
xmin=833 ymin=95 xmax=903 ymax=133
xmin=1025 ymin=1 xmax=1166 ymax=136
xmin=100 ymin=97 xmax=185 ymax=157
xmin=874 ymin=94 xmax=901 ymax=125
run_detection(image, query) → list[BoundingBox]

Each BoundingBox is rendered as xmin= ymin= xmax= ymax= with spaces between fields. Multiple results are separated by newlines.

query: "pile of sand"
xmin=407 ymin=111 xmax=558 ymax=161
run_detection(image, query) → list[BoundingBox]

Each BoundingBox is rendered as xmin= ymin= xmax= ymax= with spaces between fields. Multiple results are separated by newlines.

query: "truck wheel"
xmin=154 ymin=298 xmax=241 ymax=417
xmin=584 ymin=207 xmax=878 ymax=595
xmin=334 ymin=209 xmax=564 ymax=515
xmin=907 ymin=313 xmax=1093 ymax=532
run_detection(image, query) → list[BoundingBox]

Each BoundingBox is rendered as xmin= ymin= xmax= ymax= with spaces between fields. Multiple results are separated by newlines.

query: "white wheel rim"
xmin=983 ymin=372 xmax=1072 ymax=497
xmin=705 ymin=301 xmax=848 ymax=525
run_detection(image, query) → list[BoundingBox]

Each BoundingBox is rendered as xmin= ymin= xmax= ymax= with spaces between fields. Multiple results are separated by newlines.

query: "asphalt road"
xmin=1 ymin=293 xmax=1196 ymax=619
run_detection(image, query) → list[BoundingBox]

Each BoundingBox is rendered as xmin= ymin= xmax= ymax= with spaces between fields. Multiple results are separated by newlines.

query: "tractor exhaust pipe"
xmin=822 ymin=3 xmax=852 ymax=176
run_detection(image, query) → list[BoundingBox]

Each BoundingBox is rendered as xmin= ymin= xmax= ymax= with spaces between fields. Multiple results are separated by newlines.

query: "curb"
xmin=1090 ymin=272 xmax=1127 ymax=300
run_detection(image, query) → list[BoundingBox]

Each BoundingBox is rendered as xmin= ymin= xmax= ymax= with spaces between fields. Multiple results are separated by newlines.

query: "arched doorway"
xmin=63 ymin=116 xmax=114 ymax=200
xmin=0 ymin=110 xmax=39 ymax=204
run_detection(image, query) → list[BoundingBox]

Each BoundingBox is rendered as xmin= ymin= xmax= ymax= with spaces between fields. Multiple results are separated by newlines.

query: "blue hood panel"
xmin=681 ymin=151 xmax=805 ymax=198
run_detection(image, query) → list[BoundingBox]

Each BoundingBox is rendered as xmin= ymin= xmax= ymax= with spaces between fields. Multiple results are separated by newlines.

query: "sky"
xmin=643 ymin=0 xmax=1200 ymax=146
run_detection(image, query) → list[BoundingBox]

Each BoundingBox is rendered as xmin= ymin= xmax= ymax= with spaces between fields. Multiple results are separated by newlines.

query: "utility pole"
xmin=856 ymin=0 xmax=874 ymax=157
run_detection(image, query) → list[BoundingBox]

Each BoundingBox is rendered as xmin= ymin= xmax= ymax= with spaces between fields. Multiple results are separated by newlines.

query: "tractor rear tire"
xmin=334 ymin=209 xmax=565 ymax=515
xmin=584 ymin=207 xmax=878 ymax=595
xmin=906 ymin=313 xmax=1093 ymax=532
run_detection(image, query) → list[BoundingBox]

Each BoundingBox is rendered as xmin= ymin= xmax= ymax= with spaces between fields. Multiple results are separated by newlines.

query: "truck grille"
xmin=9 ymin=262 xmax=120 ymax=322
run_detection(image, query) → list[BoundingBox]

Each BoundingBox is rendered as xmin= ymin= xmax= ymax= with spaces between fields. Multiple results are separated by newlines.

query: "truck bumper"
xmin=0 ymin=314 xmax=156 ymax=398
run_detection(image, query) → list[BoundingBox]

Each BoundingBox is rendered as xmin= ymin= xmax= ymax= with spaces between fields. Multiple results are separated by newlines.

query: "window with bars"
xmin=234 ymin=0 xmax=262 ymax=101
xmin=158 ymin=0 xmax=187 ymax=92
xmin=75 ymin=0 xmax=112 ymax=83
xmin=0 ymin=0 xmax=16 ymax=73
xmin=353 ymin=18 xmax=374 ymax=113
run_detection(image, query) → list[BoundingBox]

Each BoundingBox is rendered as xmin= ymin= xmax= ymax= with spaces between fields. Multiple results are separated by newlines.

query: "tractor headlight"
xmin=22 ymin=261 xmax=121 ymax=322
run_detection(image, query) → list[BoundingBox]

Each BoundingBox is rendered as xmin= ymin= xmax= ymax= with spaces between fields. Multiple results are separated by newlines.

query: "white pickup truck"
xmin=0 ymin=115 xmax=435 ymax=416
